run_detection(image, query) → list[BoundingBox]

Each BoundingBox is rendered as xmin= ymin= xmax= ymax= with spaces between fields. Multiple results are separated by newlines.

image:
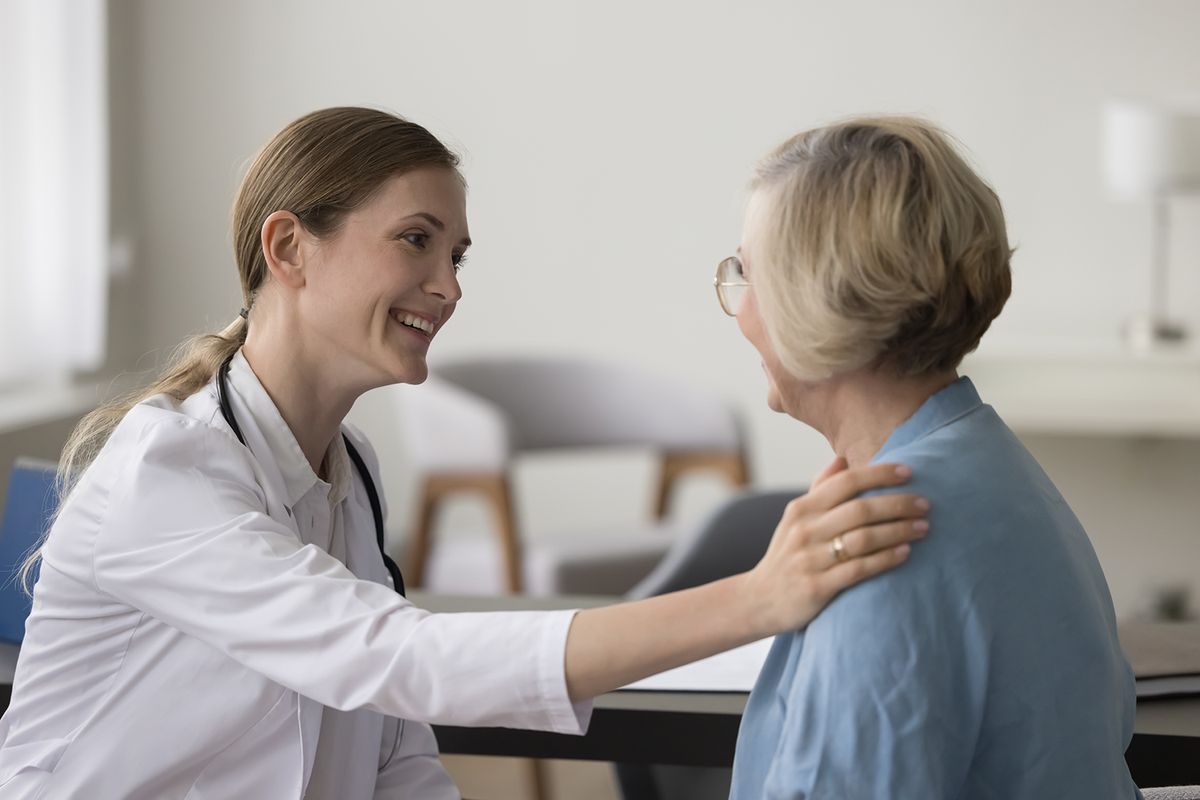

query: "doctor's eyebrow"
xmin=402 ymin=212 xmax=472 ymax=247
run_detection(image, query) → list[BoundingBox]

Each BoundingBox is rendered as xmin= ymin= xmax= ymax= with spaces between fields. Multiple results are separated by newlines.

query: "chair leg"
xmin=527 ymin=758 xmax=550 ymax=800
xmin=654 ymin=451 xmax=752 ymax=520
xmin=407 ymin=479 xmax=440 ymax=589
xmin=406 ymin=472 xmax=526 ymax=594
xmin=484 ymin=475 xmax=524 ymax=593
xmin=727 ymin=450 xmax=750 ymax=487
xmin=614 ymin=762 xmax=662 ymax=800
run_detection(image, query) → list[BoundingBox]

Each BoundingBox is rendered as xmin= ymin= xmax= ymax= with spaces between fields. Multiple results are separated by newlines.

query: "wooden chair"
xmin=401 ymin=356 xmax=750 ymax=595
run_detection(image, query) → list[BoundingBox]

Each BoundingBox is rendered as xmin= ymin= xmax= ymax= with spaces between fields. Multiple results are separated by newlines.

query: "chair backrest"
xmin=0 ymin=459 xmax=58 ymax=645
xmin=434 ymin=356 xmax=744 ymax=453
xmin=627 ymin=489 xmax=799 ymax=599
xmin=399 ymin=376 xmax=512 ymax=473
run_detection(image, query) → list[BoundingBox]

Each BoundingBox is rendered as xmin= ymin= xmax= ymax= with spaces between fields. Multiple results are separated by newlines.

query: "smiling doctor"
xmin=0 ymin=107 xmax=930 ymax=799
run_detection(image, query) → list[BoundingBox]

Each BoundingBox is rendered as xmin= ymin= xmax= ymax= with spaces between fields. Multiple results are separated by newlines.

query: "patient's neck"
xmin=795 ymin=368 xmax=958 ymax=468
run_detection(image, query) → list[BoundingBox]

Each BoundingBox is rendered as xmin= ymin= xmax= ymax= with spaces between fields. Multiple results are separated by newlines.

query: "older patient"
xmin=721 ymin=118 xmax=1140 ymax=798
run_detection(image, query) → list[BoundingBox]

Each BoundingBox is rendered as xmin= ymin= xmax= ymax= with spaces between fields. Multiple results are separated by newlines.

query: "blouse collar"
xmin=874 ymin=376 xmax=983 ymax=460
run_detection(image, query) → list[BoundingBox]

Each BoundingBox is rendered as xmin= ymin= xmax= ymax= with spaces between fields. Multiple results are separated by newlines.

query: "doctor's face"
xmin=300 ymin=167 xmax=469 ymax=389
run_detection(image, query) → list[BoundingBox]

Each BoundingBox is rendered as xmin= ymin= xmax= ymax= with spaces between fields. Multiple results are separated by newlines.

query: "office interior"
xmin=1 ymin=1 xmax=1198 ymax=798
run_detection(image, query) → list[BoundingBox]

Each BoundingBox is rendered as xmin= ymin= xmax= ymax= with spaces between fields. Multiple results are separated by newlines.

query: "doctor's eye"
xmin=399 ymin=231 xmax=429 ymax=248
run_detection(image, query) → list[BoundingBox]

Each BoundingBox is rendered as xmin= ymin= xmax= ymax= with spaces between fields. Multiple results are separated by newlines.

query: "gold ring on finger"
xmin=830 ymin=534 xmax=848 ymax=564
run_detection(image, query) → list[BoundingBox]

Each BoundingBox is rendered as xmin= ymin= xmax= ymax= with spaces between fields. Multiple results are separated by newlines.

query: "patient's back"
xmin=730 ymin=378 xmax=1140 ymax=799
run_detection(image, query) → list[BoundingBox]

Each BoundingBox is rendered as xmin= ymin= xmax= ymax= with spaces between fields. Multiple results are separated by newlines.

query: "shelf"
xmin=962 ymin=344 xmax=1200 ymax=438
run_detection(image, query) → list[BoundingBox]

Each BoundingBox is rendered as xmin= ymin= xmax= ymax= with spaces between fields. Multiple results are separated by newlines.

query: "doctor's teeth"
xmin=399 ymin=314 xmax=433 ymax=333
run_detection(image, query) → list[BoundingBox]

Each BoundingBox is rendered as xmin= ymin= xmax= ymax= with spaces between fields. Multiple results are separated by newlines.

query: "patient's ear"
xmin=261 ymin=210 xmax=306 ymax=289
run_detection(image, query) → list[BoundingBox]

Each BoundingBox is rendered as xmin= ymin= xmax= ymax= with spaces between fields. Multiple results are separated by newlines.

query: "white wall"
xmin=0 ymin=0 xmax=144 ymax=510
xmin=122 ymin=0 xmax=1200 ymax=616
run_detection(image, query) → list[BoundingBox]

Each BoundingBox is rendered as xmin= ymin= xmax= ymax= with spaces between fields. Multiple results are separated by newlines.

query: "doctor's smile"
xmin=391 ymin=310 xmax=439 ymax=339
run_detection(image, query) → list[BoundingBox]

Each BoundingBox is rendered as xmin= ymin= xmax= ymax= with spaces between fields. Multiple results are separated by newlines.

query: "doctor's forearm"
xmin=562 ymin=572 xmax=764 ymax=701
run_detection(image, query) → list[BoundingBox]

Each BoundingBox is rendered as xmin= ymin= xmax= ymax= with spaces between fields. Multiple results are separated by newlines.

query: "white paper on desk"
xmin=621 ymin=638 xmax=774 ymax=692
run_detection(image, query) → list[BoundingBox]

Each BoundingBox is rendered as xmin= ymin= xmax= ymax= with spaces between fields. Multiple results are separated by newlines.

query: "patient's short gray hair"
xmin=746 ymin=116 xmax=1013 ymax=381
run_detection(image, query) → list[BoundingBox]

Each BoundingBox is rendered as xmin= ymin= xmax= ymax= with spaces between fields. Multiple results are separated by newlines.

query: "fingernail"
xmin=895 ymin=543 xmax=911 ymax=557
xmin=913 ymin=520 xmax=929 ymax=533
xmin=915 ymin=498 xmax=930 ymax=510
xmin=894 ymin=465 xmax=912 ymax=478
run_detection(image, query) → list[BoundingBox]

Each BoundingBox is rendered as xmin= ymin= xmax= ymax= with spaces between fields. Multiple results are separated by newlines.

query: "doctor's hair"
xmin=20 ymin=107 xmax=460 ymax=593
xmin=746 ymin=115 xmax=1012 ymax=382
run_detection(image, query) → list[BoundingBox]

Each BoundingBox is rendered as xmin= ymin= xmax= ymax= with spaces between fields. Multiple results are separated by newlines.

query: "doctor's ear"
xmin=260 ymin=210 xmax=307 ymax=289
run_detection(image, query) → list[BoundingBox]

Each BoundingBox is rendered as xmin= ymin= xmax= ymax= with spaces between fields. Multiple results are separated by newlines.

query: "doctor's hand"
xmin=563 ymin=459 xmax=929 ymax=702
xmin=743 ymin=458 xmax=929 ymax=639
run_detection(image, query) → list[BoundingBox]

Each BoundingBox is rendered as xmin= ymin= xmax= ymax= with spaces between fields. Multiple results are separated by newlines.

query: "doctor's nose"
xmin=425 ymin=261 xmax=462 ymax=304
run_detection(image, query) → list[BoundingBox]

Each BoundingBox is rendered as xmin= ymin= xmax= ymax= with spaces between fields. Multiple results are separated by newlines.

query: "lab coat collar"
xmin=225 ymin=351 xmax=352 ymax=510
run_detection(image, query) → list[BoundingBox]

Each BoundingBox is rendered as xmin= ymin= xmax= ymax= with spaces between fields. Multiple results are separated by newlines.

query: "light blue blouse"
xmin=730 ymin=377 xmax=1141 ymax=799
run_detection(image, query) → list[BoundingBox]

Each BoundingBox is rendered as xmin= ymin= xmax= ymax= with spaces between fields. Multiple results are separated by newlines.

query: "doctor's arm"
xmin=91 ymin=417 xmax=925 ymax=731
xmin=563 ymin=460 xmax=930 ymax=701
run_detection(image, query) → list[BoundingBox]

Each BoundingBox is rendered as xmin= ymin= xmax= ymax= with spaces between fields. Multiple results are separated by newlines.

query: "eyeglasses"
xmin=714 ymin=256 xmax=749 ymax=316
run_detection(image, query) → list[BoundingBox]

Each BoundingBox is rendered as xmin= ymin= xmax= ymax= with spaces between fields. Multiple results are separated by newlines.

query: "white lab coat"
xmin=0 ymin=353 xmax=591 ymax=799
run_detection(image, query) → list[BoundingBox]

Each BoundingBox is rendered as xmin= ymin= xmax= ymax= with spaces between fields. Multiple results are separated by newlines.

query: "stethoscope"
xmin=216 ymin=353 xmax=406 ymax=597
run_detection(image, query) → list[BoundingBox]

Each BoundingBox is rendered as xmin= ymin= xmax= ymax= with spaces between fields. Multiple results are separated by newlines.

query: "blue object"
xmin=730 ymin=378 xmax=1142 ymax=799
xmin=0 ymin=459 xmax=58 ymax=645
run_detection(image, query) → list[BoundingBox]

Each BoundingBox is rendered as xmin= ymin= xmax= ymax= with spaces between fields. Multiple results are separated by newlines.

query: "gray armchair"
xmin=616 ymin=489 xmax=799 ymax=800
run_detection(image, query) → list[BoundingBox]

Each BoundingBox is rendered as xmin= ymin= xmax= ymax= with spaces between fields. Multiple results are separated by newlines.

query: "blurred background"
xmin=2 ymin=0 xmax=1199 ymax=796
xmin=3 ymin=0 xmax=1200 ymax=610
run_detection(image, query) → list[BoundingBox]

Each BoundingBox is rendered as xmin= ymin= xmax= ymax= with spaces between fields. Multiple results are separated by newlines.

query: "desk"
xmin=1 ymin=594 xmax=1197 ymax=787
xmin=418 ymin=592 xmax=1200 ymax=788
